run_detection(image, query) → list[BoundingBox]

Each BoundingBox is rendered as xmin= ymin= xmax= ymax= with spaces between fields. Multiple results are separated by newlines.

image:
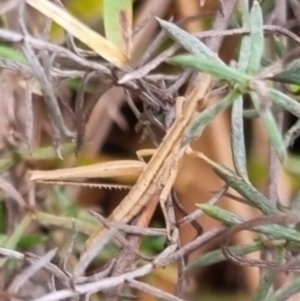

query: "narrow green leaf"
xmin=18 ymin=235 xmax=48 ymax=249
xmin=52 ymin=186 xmax=78 ymax=216
xmin=0 ymin=143 xmax=75 ymax=175
xmin=231 ymin=95 xmax=248 ymax=180
xmin=283 ymin=118 xmax=300 ymax=147
xmin=182 ymin=87 xmax=241 ymax=145
xmin=261 ymin=109 xmax=286 ymax=160
xmin=199 ymin=154 xmax=277 ymax=215
xmin=141 ymin=236 xmax=166 ymax=254
xmin=269 ymin=59 xmax=300 ymax=86
xmin=198 ymin=204 xmax=300 ymax=244
xmin=0 ymin=215 xmax=31 ymax=267
xmin=0 ymin=235 xmax=7 ymax=246
xmin=167 ymin=54 xmax=251 ymax=85
xmin=268 ymin=88 xmax=300 ymax=118
xmin=247 ymin=1 xmax=264 ymax=74
xmin=251 ymin=92 xmax=286 ymax=161
xmin=230 ymin=0 xmax=251 ymax=180
xmin=0 ymin=44 xmax=27 ymax=64
xmin=20 ymin=143 xmax=76 ymax=161
xmin=103 ymin=0 xmax=133 ymax=57
xmin=243 ymin=105 xmax=283 ymax=118
xmin=3 ymin=215 xmax=31 ymax=250
xmin=198 ymin=203 xmax=242 ymax=225
xmin=186 ymin=241 xmax=265 ymax=270
xmin=260 ymin=0 xmax=275 ymax=16
xmin=34 ymin=211 xmax=97 ymax=235
xmin=273 ymin=35 xmax=287 ymax=58
xmin=157 ymin=18 xmax=217 ymax=59
xmin=237 ymin=0 xmax=251 ymax=72
xmin=254 ymin=248 xmax=285 ymax=301
xmin=266 ymin=276 xmax=300 ymax=301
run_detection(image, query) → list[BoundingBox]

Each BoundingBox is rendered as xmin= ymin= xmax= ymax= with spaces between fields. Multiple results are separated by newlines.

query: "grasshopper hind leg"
xmin=159 ymin=166 xmax=179 ymax=242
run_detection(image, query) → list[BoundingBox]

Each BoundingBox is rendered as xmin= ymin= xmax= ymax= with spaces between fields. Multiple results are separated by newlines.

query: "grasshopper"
xmin=30 ymin=74 xmax=213 ymax=262
xmin=30 ymin=160 xmax=146 ymax=190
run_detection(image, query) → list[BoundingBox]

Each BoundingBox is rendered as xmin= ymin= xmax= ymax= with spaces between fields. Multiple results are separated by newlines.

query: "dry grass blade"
xmin=29 ymin=263 xmax=160 ymax=301
xmin=118 ymin=43 xmax=180 ymax=84
xmin=24 ymin=79 xmax=34 ymax=152
xmin=73 ymin=226 xmax=119 ymax=278
xmin=128 ymin=279 xmax=186 ymax=301
xmin=221 ymin=214 xmax=300 ymax=270
xmin=21 ymin=40 xmax=74 ymax=140
xmin=104 ymin=194 xmax=159 ymax=300
xmin=0 ymin=0 xmax=24 ymax=15
xmin=74 ymin=71 xmax=98 ymax=154
xmin=0 ymin=247 xmax=70 ymax=286
xmin=7 ymin=248 xmax=58 ymax=294
xmin=0 ymin=176 xmax=26 ymax=207
xmin=26 ymin=0 xmax=128 ymax=68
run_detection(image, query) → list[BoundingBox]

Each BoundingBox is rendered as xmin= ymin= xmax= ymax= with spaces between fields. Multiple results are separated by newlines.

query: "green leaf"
xmin=141 ymin=236 xmax=166 ymax=254
xmin=283 ymin=119 xmax=300 ymax=147
xmin=251 ymin=92 xmax=286 ymax=162
xmin=266 ymin=275 xmax=300 ymax=301
xmin=247 ymin=1 xmax=264 ymax=74
xmin=103 ymin=0 xmax=133 ymax=57
xmin=68 ymin=78 xmax=93 ymax=93
xmin=260 ymin=0 xmax=275 ymax=16
xmin=0 ymin=215 xmax=31 ymax=267
xmin=167 ymin=54 xmax=251 ymax=86
xmin=182 ymin=87 xmax=241 ymax=145
xmin=27 ymin=0 xmax=127 ymax=68
xmin=198 ymin=204 xmax=300 ymax=244
xmin=0 ymin=235 xmax=7 ymax=246
xmin=254 ymin=248 xmax=285 ymax=301
xmin=52 ymin=186 xmax=78 ymax=216
xmin=199 ymin=154 xmax=278 ymax=216
xmin=269 ymin=59 xmax=300 ymax=86
xmin=18 ymin=235 xmax=48 ymax=249
xmin=273 ymin=35 xmax=287 ymax=58
xmin=243 ymin=105 xmax=283 ymax=119
xmin=0 ymin=44 xmax=27 ymax=64
xmin=186 ymin=241 xmax=265 ymax=270
xmin=268 ymin=88 xmax=300 ymax=118
xmin=3 ymin=215 xmax=31 ymax=250
xmin=34 ymin=211 xmax=97 ymax=235
xmin=21 ymin=143 xmax=76 ymax=161
xmin=231 ymin=94 xmax=248 ymax=180
xmin=0 ymin=143 xmax=75 ymax=176
xmin=262 ymin=110 xmax=286 ymax=160
xmin=157 ymin=18 xmax=217 ymax=59
xmin=250 ymin=92 xmax=287 ymax=162
xmin=237 ymin=0 xmax=251 ymax=72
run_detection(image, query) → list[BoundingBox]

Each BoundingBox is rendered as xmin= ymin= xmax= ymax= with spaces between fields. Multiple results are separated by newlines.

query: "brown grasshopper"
xmin=30 ymin=74 xmax=213 ymax=261
xmin=30 ymin=160 xmax=146 ymax=190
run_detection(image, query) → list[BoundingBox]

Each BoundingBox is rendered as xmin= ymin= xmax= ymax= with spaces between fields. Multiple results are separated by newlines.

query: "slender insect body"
xmin=29 ymin=75 xmax=213 ymax=258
